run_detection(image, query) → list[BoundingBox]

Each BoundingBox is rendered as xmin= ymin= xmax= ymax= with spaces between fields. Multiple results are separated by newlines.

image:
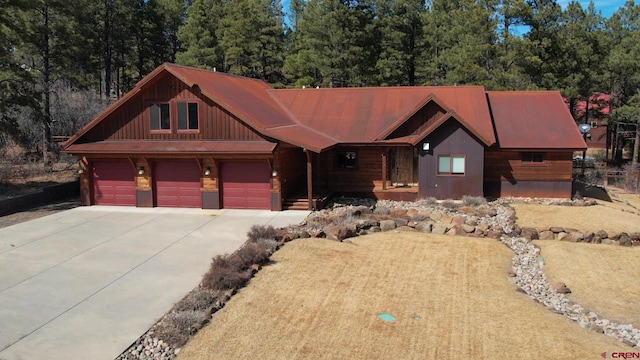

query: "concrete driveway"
xmin=0 ymin=206 xmax=309 ymax=360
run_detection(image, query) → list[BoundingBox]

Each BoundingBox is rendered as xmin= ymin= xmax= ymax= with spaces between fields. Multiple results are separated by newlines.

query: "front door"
xmin=391 ymin=147 xmax=416 ymax=187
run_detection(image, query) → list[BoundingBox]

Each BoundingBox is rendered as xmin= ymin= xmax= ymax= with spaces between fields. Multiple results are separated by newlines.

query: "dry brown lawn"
xmin=535 ymin=240 xmax=640 ymax=329
xmin=511 ymin=198 xmax=640 ymax=234
xmin=178 ymin=233 xmax=620 ymax=360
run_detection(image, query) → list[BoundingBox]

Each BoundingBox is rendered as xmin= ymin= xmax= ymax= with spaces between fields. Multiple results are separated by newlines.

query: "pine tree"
xmin=176 ymin=0 xmax=225 ymax=70
xmin=373 ymin=0 xmax=425 ymax=86
xmin=218 ymin=0 xmax=285 ymax=82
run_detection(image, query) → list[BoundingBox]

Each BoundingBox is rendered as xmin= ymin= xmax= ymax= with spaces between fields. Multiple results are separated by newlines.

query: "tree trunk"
xmin=42 ymin=3 xmax=51 ymax=168
xmin=632 ymin=119 xmax=639 ymax=171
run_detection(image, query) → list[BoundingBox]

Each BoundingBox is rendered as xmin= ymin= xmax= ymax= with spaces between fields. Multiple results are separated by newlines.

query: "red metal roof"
xmin=270 ymin=86 xmax=495 ymax=146
xmin=64 ymin=63 xmax=583 ymax=155
xmin=487 ymin=91 xmax=587 ymax=150
xmin=64 ymin=140 xmax=277 ymax=155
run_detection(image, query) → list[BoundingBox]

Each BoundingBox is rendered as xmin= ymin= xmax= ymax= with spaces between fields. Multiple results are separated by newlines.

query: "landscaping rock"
xmin=550 ymin=226 xmax=565 ymax=233
xmin=582 ymin=232 xmax=594 ymax=243
xmin=596 ymin=230 xmax=608 ymax=239
xmin=569 ymin=232 xmax=584 ymax=242
xmin=539 ymin=230 xmax=554 ymax=240
xmin=431 ymin=223 xmax=448 ymax=234
xmin=602 ymin=239 xmax=619 ymax=246
xmin=476 ymin=223 xmax=490 ymax=232
xmin=520 ymin=227 xmax=539 ymax=241
xmin=414 ymin=222 xmax=432 ymax=233
xmin=608 ymin=231 xmax=621 ymax=240
xmin=379 ymin=220 xmax=396 ymax=232
xmin=557 ymin=232 xmax=572 ymax=241
xmin=446 ymin=224 xmax=465 ymax=236
xmin=393 ymin=218 xmax=409 ymax=227
xmin=324 ymin=225 xmax=356 ymax=241
xmin=429 ymin=212 xmax=442 ymax=221
xmin=618 ymin=233 xmax=632 ymax=247
xmin=553 ymin=282 xmax=572 ymax=294
xmin=461 ymin=224 xmax=475 ymax=233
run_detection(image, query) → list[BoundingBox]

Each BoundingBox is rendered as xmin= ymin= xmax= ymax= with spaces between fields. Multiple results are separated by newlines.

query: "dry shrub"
xmin=255 ymin=238 xmax=279 ymax=253
xmin=440 ymin=199 xmax=459 ymax=209
xmin=235 ymin=242 xmax=271 ymax=266
xmin=247 ymin=224 xmax=277 ymax=242
xmin=373 ymin=206 xmax=391 ymax=215
xmin=174 ymin=288 xmax=220 ymax=312
xmin=164 ymin=310 xmax=209 ymax=333
xmin=154 ymin=323 xmax=189 ymax=348
xmin=333 ymin=213 xmax=358 ymax=226
xmin=202 ymin=255 xmax=251 ymax=291
xmin=417 ymin=197 xmax=437 ymax=206
xmin=462 ymin=195 xmax=487 ymax=206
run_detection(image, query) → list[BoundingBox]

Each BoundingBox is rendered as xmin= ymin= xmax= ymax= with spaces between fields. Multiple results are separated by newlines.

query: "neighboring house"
xmin=571 ymin=93 xmax=611 ymax=149
xmin=62 ymin=63 xmax=586 ymax=211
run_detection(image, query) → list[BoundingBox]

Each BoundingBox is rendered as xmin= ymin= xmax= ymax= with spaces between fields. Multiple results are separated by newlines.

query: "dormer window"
xmin=177 ymin=102 xmax=199 ymax=130
xmin=150 ymin=103 xmax=170 ymax=130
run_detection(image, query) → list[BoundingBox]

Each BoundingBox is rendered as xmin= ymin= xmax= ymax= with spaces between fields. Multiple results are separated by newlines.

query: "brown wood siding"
xmin=483 ymin=149 xmax=573 ymax=198
xmin=484 ymin=150 xmax=573 ymax=182
xmin=318 ymin=147 xmax=385 ymax=192
xmin=387 ymin=102 xmax=445 ymax=139
xmin=274 ymin=146 xmax=306 ymax=198
xmin=81 ymin=73 xmax=265 ymax=142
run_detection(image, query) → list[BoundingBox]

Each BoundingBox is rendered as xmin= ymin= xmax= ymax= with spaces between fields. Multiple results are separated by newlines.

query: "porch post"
xmin=382 ymin=149 xmax=388 ymax=190
xmin=306 ymin=149 xmax=313 ymax=210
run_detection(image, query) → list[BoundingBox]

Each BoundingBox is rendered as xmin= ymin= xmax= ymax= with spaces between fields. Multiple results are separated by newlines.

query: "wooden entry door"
xmin=394 ymin=147 xmax=414 ymax=186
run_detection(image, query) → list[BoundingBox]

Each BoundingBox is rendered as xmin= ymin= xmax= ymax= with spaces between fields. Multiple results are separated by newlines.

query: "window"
xmin=521 ymin=152 xmax=544 ymax=163
xmin=336 ymin=151 xmax=357 ymax=169
xmin=177 ymin=102 xmax=199 ymax=130
xmin=437 ymin=154 xmax=465 ymax=175
xmin=150 ymin=103 xmax=170 ymax=130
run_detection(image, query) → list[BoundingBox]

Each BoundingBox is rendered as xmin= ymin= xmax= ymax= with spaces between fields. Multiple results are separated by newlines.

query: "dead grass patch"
xmin=512 ymin=202 xmax=640 ymax=233
xmin=535 ymin=240 xmax=640 ymax=328
xmin=178 ymin=233 xmax=620 ymax=360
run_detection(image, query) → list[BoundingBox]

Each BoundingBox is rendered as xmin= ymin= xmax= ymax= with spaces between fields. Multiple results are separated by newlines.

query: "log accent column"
xmin=306 ymin=149 xmax=313 ymax=210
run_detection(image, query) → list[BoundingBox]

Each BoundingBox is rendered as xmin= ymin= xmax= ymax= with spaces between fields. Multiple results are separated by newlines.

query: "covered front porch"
xmin=281 ymin=146 xmax=421 ymax=210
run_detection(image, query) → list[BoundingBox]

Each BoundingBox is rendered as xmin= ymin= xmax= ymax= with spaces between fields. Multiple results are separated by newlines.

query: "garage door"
xmin=92 ymin=160 xmax=135 ymax=206
xmin=221 ymin=162 xmax=270 ymax=209
xmin=153 ymin=161 xmax=201 ymax=208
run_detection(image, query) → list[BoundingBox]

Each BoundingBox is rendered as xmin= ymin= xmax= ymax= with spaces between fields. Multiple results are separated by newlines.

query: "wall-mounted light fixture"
xmin=422 ymin=142 xmax=430 ymax=151
xmin=78 ymin=168 xmax=84 ymax=174
xmin=271 ymin=168 xmax=279 ymax=177
xmin=138 ymin=166 xmax=145 ymax=175
xmin=204 ymin=167 xmax=211 ymax=176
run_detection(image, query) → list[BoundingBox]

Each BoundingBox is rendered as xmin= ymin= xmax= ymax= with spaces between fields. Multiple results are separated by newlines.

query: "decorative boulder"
xmin=379 ymin=220 xmax=397 ymax=232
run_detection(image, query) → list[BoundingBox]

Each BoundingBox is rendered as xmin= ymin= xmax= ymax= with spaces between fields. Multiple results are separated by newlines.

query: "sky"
xmin=557 ymin=0 xmax=628 ymax=18
xmin=280 ymin=0 xmax=629 ymax=21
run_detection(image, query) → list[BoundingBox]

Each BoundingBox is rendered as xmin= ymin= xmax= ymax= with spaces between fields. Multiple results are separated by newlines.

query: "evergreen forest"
xmin=1 ymin=0 xmax=640 ymax=166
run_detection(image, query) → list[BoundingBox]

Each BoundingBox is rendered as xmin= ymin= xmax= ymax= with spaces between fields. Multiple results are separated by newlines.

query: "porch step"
xmin=283 ymin=198 xmax=310 ymax=210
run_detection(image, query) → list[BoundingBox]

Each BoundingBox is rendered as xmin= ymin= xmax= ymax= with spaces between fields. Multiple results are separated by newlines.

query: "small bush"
xmin=255 ymin=238 xmax=279 ymax=253
xmin=174 ymin=288 xmax=219 ymax=312
xmin=417 ymin=197 xmax=437 ymax=206
xmin=247 ymin=224 xmax=277 ymax=242
xmin=333 ymin=213 xmax=358 ymax=226
xmin=164 ymin=310 xmax=209 ymax=333
xmin=461 ymin=195 xmax=486 ymax=206
xmin=373 ymin=206 xmax=391 ymax=215
xmin=235 ymin=242 xmax=271 ymax=267
xmin=202 ymin=254 xmax=251 ymax=291
xmin=440 ymin=199 xmax=459 ymax=209
xmin=154 ymin=323 xmax=189 ymax=348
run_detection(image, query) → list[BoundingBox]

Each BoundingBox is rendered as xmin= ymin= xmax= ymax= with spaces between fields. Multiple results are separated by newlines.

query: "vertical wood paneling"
xmin=82 ymin=73 xmax=267 ymax=142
